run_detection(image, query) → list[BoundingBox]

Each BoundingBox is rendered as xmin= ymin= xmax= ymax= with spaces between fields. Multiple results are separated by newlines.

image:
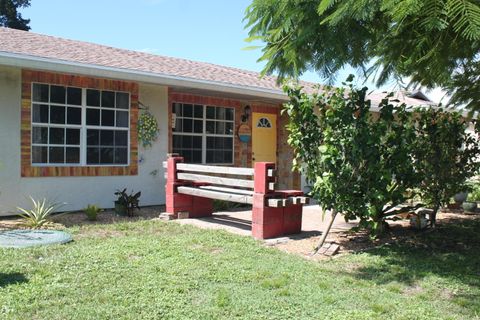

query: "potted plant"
xmin=114 ymin=189 xmax=141 ymax=217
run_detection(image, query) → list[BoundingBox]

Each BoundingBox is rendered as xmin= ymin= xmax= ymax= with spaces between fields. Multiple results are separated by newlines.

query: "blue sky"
xmin=21 ymin=0 xmax=444 ymax=101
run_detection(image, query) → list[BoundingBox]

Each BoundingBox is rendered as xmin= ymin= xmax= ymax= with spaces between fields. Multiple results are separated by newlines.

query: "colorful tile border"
xmin=21 ymin=69 xmax=139 ymax=177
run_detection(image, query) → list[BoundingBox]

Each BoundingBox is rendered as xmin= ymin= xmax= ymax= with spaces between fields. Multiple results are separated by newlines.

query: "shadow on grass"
xmin=341 ymin=218 xmax=480 ymax=312
xmin=0 ymin=272 xmax=28 ymax=288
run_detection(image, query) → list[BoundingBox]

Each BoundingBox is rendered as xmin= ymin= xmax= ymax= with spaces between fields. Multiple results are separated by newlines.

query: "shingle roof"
xmin=0 ymin=27 xmax=287 ymax=93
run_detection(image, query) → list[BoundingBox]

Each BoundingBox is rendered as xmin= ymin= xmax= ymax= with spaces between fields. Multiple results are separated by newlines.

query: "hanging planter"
xmin=137 ymin=108 xmax=159 ymax=148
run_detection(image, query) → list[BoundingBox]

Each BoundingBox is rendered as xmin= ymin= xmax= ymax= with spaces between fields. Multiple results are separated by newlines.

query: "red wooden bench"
xmin=163 ymin=156 xmax=309 ymax=239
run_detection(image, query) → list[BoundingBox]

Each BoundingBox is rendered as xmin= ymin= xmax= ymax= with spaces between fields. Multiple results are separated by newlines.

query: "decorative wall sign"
xmin=237 ymin=123 xmax=251 ymax=143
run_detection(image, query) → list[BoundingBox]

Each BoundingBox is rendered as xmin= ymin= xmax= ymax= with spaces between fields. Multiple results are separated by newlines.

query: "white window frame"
xmin=30 ymin=83 xmax=130 ymax=167
xmin=172 ymin=103 xmax=235 ymax=165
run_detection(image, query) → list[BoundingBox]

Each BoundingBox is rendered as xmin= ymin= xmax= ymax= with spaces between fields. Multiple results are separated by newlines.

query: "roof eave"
xmin=0 ymin=51 xmax=288 ymax=102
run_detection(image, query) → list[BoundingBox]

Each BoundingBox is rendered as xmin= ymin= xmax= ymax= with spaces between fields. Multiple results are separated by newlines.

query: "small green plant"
xmin=84 ymin=204 xmax=101 ymax=221
xmin=467 ymin=182 xmax=480 ymax=202
xmin=17 ymin=197 xmax=62 ymax=228
xmin=114 ymin=189 xmax=141 ymax=217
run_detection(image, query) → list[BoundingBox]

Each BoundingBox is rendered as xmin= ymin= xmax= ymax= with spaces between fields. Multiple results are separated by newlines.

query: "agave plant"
xmin=17 ymin=197 xmax=62 ymax=228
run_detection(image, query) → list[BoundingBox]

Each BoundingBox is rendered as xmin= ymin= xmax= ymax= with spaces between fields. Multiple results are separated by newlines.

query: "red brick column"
xmin=277 ymin=190 xmax=304 ymax=235
xmin=165 ymin=156 xmax=192 ymax=218
xmin=252 ymin=162 xmax=284 ymax=239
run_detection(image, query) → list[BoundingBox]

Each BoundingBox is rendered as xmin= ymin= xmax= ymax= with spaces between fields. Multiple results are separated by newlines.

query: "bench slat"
xmin=177 ymin=163 xmax=254 ymax=176
xmin=177 ymin=173 xmax=254 ymax=189
xmin=177 ymin=186 xmax=253 ymax=204
xmin=199 ymin=185 xmax=254 ymax=196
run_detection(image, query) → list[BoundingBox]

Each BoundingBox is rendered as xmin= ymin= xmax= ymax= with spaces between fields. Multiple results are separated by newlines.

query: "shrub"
xmin=84 ymin=204 xmax=101 ymax=221
xmin=114 ymin=189 xmax=141 ymax=217
xmin=17 ymin=197 xmax=62 ymax=228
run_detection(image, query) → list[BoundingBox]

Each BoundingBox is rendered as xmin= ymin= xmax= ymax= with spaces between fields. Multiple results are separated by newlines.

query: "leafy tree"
xmin=283 ymin=78 xmax=419 ymax=235
xmin=245 ymin=0 xmax=480 ymax=110
xmin=0 ymin=0 xmax=30 ymax=31
xmin=412 ymin=108 xmax=480 ymax=226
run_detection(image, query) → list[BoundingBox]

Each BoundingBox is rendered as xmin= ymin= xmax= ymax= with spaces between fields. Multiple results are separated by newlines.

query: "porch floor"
xmin=172 ymin=205 xmax=357 ymax=240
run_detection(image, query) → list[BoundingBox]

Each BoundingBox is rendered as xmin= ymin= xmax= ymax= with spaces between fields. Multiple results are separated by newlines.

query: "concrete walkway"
xmin=174 ymin=204 xmax=357 ymax=239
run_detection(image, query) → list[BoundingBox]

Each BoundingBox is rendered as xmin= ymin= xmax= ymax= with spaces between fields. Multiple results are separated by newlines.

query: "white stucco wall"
xmin=0 ymin=66 xmax=168 ymax=216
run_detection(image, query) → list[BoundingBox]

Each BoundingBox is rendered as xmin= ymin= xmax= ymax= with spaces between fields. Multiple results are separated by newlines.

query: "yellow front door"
xmin=252 ymin=112 xmax=277 ymax=165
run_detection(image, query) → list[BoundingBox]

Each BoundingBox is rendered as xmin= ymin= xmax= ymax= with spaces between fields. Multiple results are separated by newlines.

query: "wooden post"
xmin=312 ymin=209 xmax=338 ymax=255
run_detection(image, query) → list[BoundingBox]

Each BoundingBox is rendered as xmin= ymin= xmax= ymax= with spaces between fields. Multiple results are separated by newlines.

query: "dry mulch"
xmin=274 ymin=211 xmax=480 ymax=260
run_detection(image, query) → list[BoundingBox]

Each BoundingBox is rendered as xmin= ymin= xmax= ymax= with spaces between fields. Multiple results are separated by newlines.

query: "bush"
xmin=84 ymin=204 xmax=101 ymax=221
xmin=17 ymin=197 xmax=63 ymax=228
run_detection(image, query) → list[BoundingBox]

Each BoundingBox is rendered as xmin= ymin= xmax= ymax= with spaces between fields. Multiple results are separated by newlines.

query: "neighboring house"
xmin=0 ymin=27 xmax=434 ymax=216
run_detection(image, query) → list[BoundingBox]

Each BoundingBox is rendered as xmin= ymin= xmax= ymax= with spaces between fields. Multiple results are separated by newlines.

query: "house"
xmin=0 ymin=27 xmax=434 ymax=216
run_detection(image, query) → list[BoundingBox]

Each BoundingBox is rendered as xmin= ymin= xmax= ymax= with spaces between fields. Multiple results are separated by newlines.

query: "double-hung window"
xmin=172 ymin=103 xmax=234 ymax=164
xmin=31 ymin=83 xmax=130 ymax=166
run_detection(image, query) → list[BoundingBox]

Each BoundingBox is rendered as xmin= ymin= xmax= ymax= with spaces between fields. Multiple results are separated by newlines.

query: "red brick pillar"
xmin=277 ymin=190 xmax=304 ymax=235
xmin=252 ymin=162 xmax=284 ymax=239
xmin=165 ymin=156 xmax=192 ymax=218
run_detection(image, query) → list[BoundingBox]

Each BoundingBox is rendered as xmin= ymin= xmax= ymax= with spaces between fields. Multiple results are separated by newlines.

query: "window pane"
xmin=224 ymin=151 xmax=233 ymax=163
xmin=49 ymin=128 xmax=65 ymax=145
xmin=50 ymin=106 xmax=65 ymax=124
xmin=87 ymin=147 xmax=99 ymax=164
xmin=192 ymin=150 xmax=202 ymax=163
xmin=100 ymin=147 xmax=114 ymax=164
xmin=66 ymin=129 xmax=80 ymax=145
xmin=183 ymin=104 xmax=193 ymax=117
xmin=50 ymin=85 xmax=66 ymax=104
xmin=206 ymin=136 xmax=214 ymax=148
xmin=32 ymin=84 xmax=49 ymax=103
xmin=101 ymin=91 xmax=115 ymax=108
xmin=66 ymin=147 xmax=80 ymax=163
xmin=216 ymin=108 xmax=225 ymax=120
xmin=173 ymin=118 xmax=182 ymax=132
xmin=193 ymin=120 xmax=202 ymax=133
xmin=225 ymin=122 xmax=233 ymax=135
xmin=49 ymin=147 xmax=64 ymax=163
xmin=86 ymin=108 xmax=100 ymax=125
xmin=172 ymin=103 xmax=182 ymax=116
xmin=183 ymin=119 xmax=192 ymax=132
xmin=32 ymin=127 xmax=48 ymax=144
xmin=67 ymin=87 xmax=81 ymax=105
xmin=87 ymin=89 xmax=100 ymax=106
xmin=206 ymin=106 xmax=215 ymax=119
xmin=87 ymin=129 xmax=100 ymax=146
xmin=116 ymin=92 xmax=129 ymax=109
xmin=32 ymin=104 xmax=49 ymax=123
xmin=67 ymin=107 xmax=81 ymax=125
xmin=194 ymin=105 xmax=203 ymax=118
xmin=182 ymin=136 xmax=192 ymax=148
xmin=182 ymin=150 xmax=192 ymax=163
xmin=116 ymin=111 xmax=129 ymax=128
xmin=173 ymin=135 xmax=181 ymax=148
xmin=32 ymin=146 xmax=48 ymax=163
xmin=114 ymin=147 xmax=128 ymax=164
xmin=100 ymin=130 xmax=114 ymax=146
xmin=115 ymin=131 xmax=128 ymax=146
xmin=101 ymin=109 xmax=115 ymax=126
xmin=206 ymin=121 xmax=215 ymax=134
xmin=206 ymin=150 xmax=214 ymax=163
xmin=193 ymin=136 xmax=202 ymax=147
xmin=215 ymin=137 xmax=224 ymax=148
xmin=225 ymin=137 xmax=233 ymax=149
xmin=215 ymin=122 xmax=225 ymax=135
xmin=225 ymin=108 xmax=234 ymax=120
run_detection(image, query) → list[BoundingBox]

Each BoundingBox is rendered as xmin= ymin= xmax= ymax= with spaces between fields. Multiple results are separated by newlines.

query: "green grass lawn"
xmin=1 ymin=218 xmax=479 ymax=320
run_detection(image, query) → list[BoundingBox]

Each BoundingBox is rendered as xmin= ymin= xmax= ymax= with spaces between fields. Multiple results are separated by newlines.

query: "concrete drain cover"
xmin=0 ymin=230 xmax=72 ymax=248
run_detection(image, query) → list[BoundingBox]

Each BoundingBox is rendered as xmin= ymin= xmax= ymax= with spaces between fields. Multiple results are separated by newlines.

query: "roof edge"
xmin=0 ymin=51 xmax=288 ymax=102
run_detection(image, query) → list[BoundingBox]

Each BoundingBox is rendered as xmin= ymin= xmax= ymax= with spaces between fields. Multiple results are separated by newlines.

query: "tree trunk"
xmin=312 ymin=209 xmax=338 ymax=255
xmin=430 ymin=204 xmax=440 ymax=228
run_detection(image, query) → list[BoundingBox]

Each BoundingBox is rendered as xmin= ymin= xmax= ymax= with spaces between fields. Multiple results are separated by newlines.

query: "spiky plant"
xmin=17 ymin=197 xmax=61 ymax=228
